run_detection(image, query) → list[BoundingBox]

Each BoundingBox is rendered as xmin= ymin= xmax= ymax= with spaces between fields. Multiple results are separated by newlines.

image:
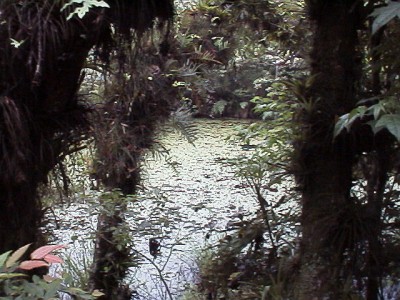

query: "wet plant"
xmin=0 ymin=244 xmax=103 ymax=299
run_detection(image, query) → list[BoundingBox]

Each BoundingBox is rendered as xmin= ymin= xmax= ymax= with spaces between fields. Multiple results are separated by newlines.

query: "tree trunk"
xmin=89 ymin=46 xmax=175 ymax=298
xmin=0 ymin=2 xmax=95 ymax=252
xmin=0 ymin=185 xmax=42 ymax=252
xmin=364 ymin=143 xmax=390 ymax=300
xmin=90 ymin=199 xmax=132 ymax=300
xmin=0 ymin=0 xmax=174 ymax=254
xmin=295 ymin=1 xmax=364 ymax=298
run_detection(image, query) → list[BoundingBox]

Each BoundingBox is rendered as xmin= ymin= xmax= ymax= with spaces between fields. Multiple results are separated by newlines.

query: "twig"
xmin=131 ymin=249 xmax=173 ymax=300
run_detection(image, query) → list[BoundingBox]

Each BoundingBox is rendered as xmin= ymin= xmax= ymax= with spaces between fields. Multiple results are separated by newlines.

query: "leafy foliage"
xmin=0 ymin=245 xmax=103 ymax=299
xmin=167 ymin=0 xmax=308 ymax=118
xmin=61 ymin=0 xmax=110 ymax=20
xmin=334 ymin=98 xmax=400 ymax=141
xmin=371 ymin=1 xmax=400 ymax=34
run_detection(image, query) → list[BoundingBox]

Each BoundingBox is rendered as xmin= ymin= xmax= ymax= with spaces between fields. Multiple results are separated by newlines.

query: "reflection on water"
xmin=50 ymin=118 xmax=271 ymax=299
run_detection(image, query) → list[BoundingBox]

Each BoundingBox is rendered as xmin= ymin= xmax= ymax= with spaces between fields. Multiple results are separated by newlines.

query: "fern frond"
xmin=169 ymin=106 xmax=198 ymax=144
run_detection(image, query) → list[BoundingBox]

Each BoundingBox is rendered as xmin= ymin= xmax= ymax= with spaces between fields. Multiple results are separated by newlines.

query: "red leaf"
xmin=43 ymin=254 xmax=63 ymax=264
xmin=30 ymin=245 xmax=65 ymax=260
xmin=19 ymin=260 xmax=49 ymax=270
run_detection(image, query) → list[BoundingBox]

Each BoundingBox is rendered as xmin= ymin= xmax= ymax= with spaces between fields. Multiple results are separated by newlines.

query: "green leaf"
xmin=9 ymin=38 xmax=25 ymax=49
xmin=43 ymin=279 xmax=62 ymax=299
xmin=367 ymin=119 xmax=383 ymax=135
xmin=212 ymin=100 xmax=228 ymax=115
xmin=375 ymin=114 xmax=400 ymax=141
xmin=334 ymin=106 xmax=368 ymax=138
xmin=370 ymin=1 xmax=400 ymax=34
xmin=92 ymin=289 xmax=105 ymax=297
xmin=333 ymin=114 xmax=349 ymax=137
xmin=62 ymin=0 xmax=110 ymax=20
xmin=65 ymin=288 xmax=94 ymax=299
xmin=371 ymin=102 xmax=386 ymax=120
xmin=0 ymin=273 xmax=26 ymax=280
xmin=0 ymin=251 xmax=12 ymax=269
xmin=6 ymin=244 xmax=31 ymax=268
xmin=239 ymin=102 xmax=248 ymax=109
xmin=348 ymin=106 xmax=367 ymax=121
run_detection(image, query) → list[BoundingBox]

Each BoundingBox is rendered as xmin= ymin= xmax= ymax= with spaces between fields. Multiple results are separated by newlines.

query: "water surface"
xmin=50 ymin=118 xmax=271 ymax=299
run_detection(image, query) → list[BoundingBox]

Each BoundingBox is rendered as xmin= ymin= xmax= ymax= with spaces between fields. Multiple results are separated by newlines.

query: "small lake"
xmin=49 ymin=118 xmax=281 ymax=299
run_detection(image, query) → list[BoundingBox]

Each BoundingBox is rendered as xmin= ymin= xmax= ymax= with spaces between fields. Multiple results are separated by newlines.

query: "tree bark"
xmin=295 ymin=1 xmax=364 ymax=298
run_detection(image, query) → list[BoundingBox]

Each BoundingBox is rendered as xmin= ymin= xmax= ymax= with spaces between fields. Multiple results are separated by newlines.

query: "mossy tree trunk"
xmin=294 ymin=1 xmax=364 ymax=298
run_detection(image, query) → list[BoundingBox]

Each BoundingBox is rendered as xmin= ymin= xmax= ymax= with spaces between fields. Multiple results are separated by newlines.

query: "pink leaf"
xmin=30 ymin=245 xmax=65 ymax=260
xmin=43 ymin=254 xmax=63 ymax=264
xmin=19 ymin=260 xmax=49 ymax=270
